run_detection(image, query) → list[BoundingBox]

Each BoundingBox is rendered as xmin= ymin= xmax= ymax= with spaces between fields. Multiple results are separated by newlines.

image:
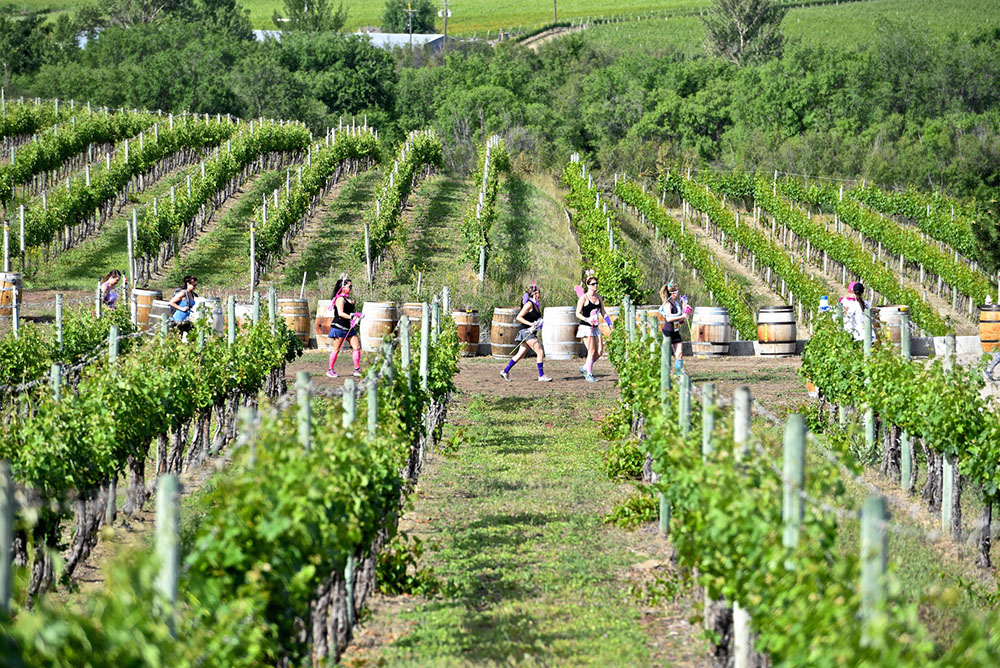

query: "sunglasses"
xmin=587 ymin=281 xmax=598 ymax=286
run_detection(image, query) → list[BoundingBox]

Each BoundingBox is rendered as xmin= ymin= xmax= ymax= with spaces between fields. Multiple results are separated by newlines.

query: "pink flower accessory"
xmin=681 ymin=295 xmax=693 ymax=316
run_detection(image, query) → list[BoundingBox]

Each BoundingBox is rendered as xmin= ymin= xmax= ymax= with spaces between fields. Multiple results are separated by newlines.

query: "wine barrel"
xmin=360 ymin=302 xmax=397 ymax=352
xmin=277 ymin=298 xmax=310 ymax=345
xmin=541 ymin=306 xmax=582 ymax=359
xmin=192 ymin=297 xmax=225 ymax=335
xmin=691 ymin=306 xmax=730 ymax=357
xmin=314 ymin=298 xmax=337 ymax=350
xmin=453 ymin=310 xmax=480 ymax=357
xmin=491 ymin=307 xmax=520 ymax=358
xmin=980 ymin=304 xmax=1000 ymax=353
xmin=756 ymin=306 xmax=796 ymax=357
xmin=146 ymin=299 xmax=172 ymax=332
xmin=131 ymin=288 xmax=162 ymax=328
xmin=0 ymin=272 xmax=22 ymax=317
xmin=877 ymin=305 xmax=909 ymax=345
xmin=400 ymin=302 xmax=424 ymax=331
xmin=233 ymin=303 xmax=255 ymax=329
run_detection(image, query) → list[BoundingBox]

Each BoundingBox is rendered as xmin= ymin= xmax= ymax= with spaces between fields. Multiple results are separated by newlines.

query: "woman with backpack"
xmin=168 ymin=275 xmax=198 ymax=334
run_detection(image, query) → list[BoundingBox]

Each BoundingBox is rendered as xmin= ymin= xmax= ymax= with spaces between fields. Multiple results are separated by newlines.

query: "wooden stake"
xmin=297 ymin=371 xmax=311 ymax=450
xmin=154 ymin=474 xmax=180 ymax=637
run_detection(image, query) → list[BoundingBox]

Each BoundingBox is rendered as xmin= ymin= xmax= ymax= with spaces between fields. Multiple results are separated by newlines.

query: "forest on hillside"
xmin=2 ymin=0 xmax=999 ymax=203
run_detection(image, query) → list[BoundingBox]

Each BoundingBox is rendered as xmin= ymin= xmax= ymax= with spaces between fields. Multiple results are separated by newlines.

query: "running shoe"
xmin=538 ymin=375 xmax=552 ymax=382
xmin=353 ymin=369 xmax=362 ymax=377
xmin=579 ymin=366 xmax=587 ymax=376
xmin=585 ymin=373 xmax=597 ymax=383
xmin=326 ymin=370 xmax=338 ymax=378
xmin=500 ymin=370 xmax=510 ymax=381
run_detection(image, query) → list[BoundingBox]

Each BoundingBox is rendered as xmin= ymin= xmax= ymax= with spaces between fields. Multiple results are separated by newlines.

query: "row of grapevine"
xmin=461 ymin=135 xmax=510 ymax=279
xmin=781 ymin=179 xmax=992 ymax=312
xmin=606 ymin=325 xmax=1000 ymax=666
xmin=251 ymin=124 xmax=380 ymax=278
xmin=709 ymin=173 xmax=950 ymax=335
xmin=851 ymin=183 xmax=980 ymax=262
xmin=357 ymin=129 xmax=443 ymax=282
xmin=802 ymin=314 xmax=1000 ymax=564
xmin=9 ymin=115 xmax=239 ymax=258
xmin=0 ymin=302 xmax=138 ymax=392
xmin=0 ymin=96 xmax=78 ymax=143
xmin=611 ymin=174 xmax=754 ymax=335
xmin=561 ymin=157 xmax=643 ymax=303
xmin=658 ymin=171 xmax=826 ymax=328
xmin=133 ymin=119 xmax=310 ymax=281
xmin=1 ymin=315 xmax=461 ymax=667
xmin=0 ymin=110 xmax=156 ymax=204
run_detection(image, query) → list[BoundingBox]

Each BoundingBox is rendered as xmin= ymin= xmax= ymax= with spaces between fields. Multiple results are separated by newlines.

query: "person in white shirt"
xmin=839 ymin=281 xmax=870 ymax=341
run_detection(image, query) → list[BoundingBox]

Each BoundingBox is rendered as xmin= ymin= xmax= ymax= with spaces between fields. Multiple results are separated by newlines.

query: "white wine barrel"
xmin=453 ymin=310 xmax=480 ymax=357
xmin=132 ymin=288 xmax=162 ymax=328
xmin=277 ymin=298 xmax=310 ymax=345
xmin=0 ymin=272 xmax=22 ymax=317
xmin=541 ymin=306 xmax=582 ymax=359
xmin=878 ymin=305 xmax=909 ymax=346
xmin=491 ymin=307 xmax=520 ymax=358
xmin=691 ymin=306 xmax=730 ymax=357
xmin=192 ymin=297 xmax=225 ymax=335
xmin=756 ymin=306 xmax=796 ymax=357
xmin=360 ymin=302 xmax=397 ymax=352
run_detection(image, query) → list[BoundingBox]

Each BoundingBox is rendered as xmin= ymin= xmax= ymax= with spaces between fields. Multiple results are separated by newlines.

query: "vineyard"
xmin=2 ymin=48 xmax=1000 ymax=664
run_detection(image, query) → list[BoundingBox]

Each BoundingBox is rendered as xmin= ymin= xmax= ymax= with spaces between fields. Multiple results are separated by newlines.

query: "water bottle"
xmin=818 ymin=295 xmax=830 ymax=313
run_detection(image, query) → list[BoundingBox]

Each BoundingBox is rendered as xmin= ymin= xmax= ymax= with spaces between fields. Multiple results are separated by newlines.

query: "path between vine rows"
xmin=339 ymin=355 xmax=807 ymax=667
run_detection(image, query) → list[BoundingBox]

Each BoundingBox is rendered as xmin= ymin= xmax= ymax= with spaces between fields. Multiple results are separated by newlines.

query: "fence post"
xmin=679 ymin=371 xmax=691 ymax=437
xmin=732 ymin=386 xmax=753 ymax=668
xmin=942 ymin=333 xmax=956 ymax=534
xmin=900 ymin=312 xmax=912 ymax=492
xmin=400 ymin=315 xmax=411 ymax=390
xmin=227 ymin=295 xmax=236 ymax=345
xmin=863 ymin=311 xmax=874 ymax=456
xmin=252 ymin=291 xmax=260 ymax=324
xmin=343 ymin=378 xmax=357 ymax=429
xmin=297 ymin=371 xmax=311 ymax=450
xmin=783 ymin=414 xmax=805 ymax=550
xmin=442 ymin=285 xmax=450 ymax=314
xmin=106 ymin=475 xmax=117 ymax=527
xmin=702 ymin=382 xmax=715 ymax=458
xmin=659 ymin=334 xmax=672 ymax=405
xmin=0 ymin=461 xmax=12 ymax=617
xmin=860 ymin=495 xmax=888 ymax=645
xmin=268 ymin=285 xmax=277 ymax=334
xmin=420 ymin=303 xmax=430 ymax=391
xmin=108 ymin=324 xmax=119 ymax=362
xmin=432 ymin=296 xmax=441 ymax=343
xmin=367 ymin=370 xmax=379 ymax=438
xmin=56 ymin=293 xmax=64 ymax=351
xmin=50 ymin=363 xmax=62 ymax=401
xmin=154 ymin=474 xmax=180 ymax=637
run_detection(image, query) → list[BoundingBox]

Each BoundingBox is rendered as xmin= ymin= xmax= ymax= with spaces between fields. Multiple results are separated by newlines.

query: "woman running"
xmin=658 ymin=282 xmax=688 ymax=371
xmin=326 ymin=276 xmax=362 ymax=378
xmin=99 ymin=269 xmax=123 ymax=310
xmin=500 ymin=282 xmax=551 ymax=382
xmin=839 ymin=281 xmax=870 ymax=342
xmin=168 ymin=275 xmax=198 ymax=334
xmin=576 ymin=270 xmax=610 ymax=383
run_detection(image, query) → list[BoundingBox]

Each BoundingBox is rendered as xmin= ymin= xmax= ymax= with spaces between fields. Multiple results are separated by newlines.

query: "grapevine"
xmin=461 ymin=135 xmax=510 ymax=268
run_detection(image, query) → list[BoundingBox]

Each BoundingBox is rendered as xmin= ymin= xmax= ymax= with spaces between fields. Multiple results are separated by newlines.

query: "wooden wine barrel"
xmin=277 ymin=298 xmax=310 ymax=345
xmin=314 ymin=298 xmax=337 ymax=350
xmin=0 ymin=272 xmax=22 ymax=317
xmin=756 ymin=306 xmax=796 ymax=357
xmin=691 ymin=306 xmax=730 ymax=357
xmin=599 ymin=305 xmax=621 ymax=338
xmin=541 ymin=306 xmax=582 ymax=359
xmin=131 ymin=288 xmax=162 ymax=328
xmin=400 ymin=302 xmax=424 ymax=331
xmin=980 ymin=304 xmax=1000 ymax=353
xmin=360 ymin=302 xmax=397 ymax=352
xmin=491 ymin=307 xmax=521 ymax=358
xmin=877 ymin=305 xmax=909 ymax=345
xmin=233 ymin=303 xmax=255 ymax=329
xmin=146 ymin=299 xmax=172 ymax=332
xmin=453 ymin=310 xmax=480 ymax=357
xmin=192 ymin=297 xmax=225 ymax=335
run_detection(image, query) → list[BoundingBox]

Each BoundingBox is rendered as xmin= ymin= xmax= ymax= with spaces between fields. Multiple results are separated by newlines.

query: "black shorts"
xmin=661 ymin=325 xmax=682 ymax=345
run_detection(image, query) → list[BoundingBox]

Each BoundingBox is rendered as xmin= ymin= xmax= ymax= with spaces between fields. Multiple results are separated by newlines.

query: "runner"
xmin=575 ymin=270 xmax=611 ymax=383
xmin=98 ymin=269 xmax=123 ymax=310
xmin=658 ymin=282 xmax=689 ymax=372
xmin=839 ymin=281 xmax=870 ymax=342
xmin=500 ymin=282 xmax=551 ymax=382
xmin=326 ymin=276 xmax=363 ymax=378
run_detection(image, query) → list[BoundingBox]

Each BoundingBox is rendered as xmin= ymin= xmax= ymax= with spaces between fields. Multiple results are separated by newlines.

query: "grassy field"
xmin=581 ymin=0 xmax=1000 ymax=54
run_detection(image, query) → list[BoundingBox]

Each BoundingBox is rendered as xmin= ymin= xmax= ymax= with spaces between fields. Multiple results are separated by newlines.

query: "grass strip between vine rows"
xmin=705 ymin=172 xmax=950 ymax=335
xmin=561 ymin=159 xmax=644 ymax=304
xmin=606 ymin=324 xmax=1000 ymax=666
xmin=612 ymin=174 xmax=753 ymax=336
xmin=460 ymin=134 xmax=510 ymax=268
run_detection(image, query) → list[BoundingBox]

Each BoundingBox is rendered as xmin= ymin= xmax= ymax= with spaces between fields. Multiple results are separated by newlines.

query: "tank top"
xmin=172 ymin=290 xmax=194 ymax=322
xmin=581 ymin=298 xmax=600 ymax=320
xmin=522 ymin=301 xmax=541 ymax=324
xmin=332 ymin=297 xmax=355 ymax=330
xmin=659 ymin=300 xmax=680 ymax=333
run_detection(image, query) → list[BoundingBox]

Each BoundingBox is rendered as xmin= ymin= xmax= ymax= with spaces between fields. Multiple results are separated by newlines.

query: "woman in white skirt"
xmin=575 ymin=270 xmax=610 ymax=382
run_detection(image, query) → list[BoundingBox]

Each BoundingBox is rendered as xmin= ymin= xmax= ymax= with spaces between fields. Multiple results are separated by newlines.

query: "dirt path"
xmin=520 ymin=25 xmax=585 ymax=51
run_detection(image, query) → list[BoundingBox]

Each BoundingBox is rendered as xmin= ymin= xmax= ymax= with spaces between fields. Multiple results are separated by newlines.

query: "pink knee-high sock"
xmin=585 ymin=357 xmax=594 ymax=374
xmin=328 ymin=349 xmax=340 ymax=370
xmin=352 ymin=349 xmax=361 ymax=370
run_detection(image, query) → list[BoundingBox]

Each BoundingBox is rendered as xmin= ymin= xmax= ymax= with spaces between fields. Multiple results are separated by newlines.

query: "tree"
xmin=381 ymin=0 xmax=435 ymax=34
xmin=701 ymin=0 xmax=786 ymax=66
xmin=272 ymin=0 xmax=346 ymax=32
xmin=0 ymin=9 xmax=49 ymax=89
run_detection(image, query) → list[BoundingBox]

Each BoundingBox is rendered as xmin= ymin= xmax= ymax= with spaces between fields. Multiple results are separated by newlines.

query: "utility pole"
xmin=443 ymin=0 xmax=449 ymax=52
xmin=554 ymin=0 xmax=557 ymax=22
xmin=405 ymin=2 xmax=416 ymax=48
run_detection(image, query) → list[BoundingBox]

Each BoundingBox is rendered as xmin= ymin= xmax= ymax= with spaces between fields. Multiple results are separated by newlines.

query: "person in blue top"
xmin=168 ymin=275 xmax=198 ymax=334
